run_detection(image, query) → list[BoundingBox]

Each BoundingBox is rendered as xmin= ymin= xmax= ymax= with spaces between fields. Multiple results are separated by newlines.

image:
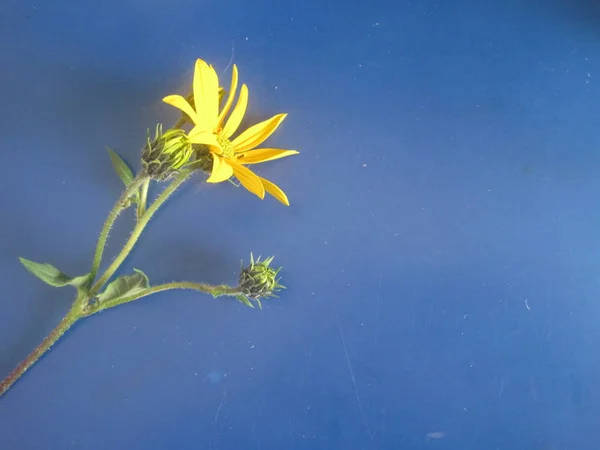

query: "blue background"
xmin=1 ymin=0 xmax=600 ymax=448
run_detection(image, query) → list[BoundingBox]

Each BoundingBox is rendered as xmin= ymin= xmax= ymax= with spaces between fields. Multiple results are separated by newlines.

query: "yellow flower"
xmin=162 ymin=59 xmax=299 ymax=206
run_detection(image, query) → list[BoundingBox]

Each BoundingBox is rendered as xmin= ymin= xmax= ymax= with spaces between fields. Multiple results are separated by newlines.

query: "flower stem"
xmin=90 ymin=174 xmax=148 ymax=282
xmin=85 ymin=282 xmax=241 ymax=316
xmin=90 ymin=172 xmax=191 ymax=295
xmin=0 ymin=302 xmax=81 ymax=397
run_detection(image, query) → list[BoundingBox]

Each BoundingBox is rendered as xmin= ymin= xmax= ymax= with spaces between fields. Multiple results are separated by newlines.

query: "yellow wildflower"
xmin=162 ymin=59 xmax=298 ymax=205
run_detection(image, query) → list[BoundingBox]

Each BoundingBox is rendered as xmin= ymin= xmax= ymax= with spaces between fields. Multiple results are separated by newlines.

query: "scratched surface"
xmin=2 ymin=0 xmax=600 ymax=449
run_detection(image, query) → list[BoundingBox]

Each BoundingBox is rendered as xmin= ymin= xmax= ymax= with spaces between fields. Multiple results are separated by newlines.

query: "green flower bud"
xmin=237 ymin=254 xmax=284 ymax=308
xmin=141 ymin=124 xmax=194 ymax=181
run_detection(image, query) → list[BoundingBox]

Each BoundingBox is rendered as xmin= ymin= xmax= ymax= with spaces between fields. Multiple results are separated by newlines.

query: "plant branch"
xmin=90 ymin=172 xmax=191 ymax=295
xmin=85 ymin=282 xmax=241 ymax=316
xmin=90 ymin=174 xmax=148 ymax=282
xmin=0 ymin=300 xmax=82 ymax=397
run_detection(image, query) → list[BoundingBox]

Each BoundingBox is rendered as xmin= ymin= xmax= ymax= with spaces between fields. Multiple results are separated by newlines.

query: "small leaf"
xmin=97 ymin=269 xmax=150 ymax=303
xmin=235 ymin=294 xmax=255 ymax=309
xmin=19 ymin=257 xmax=91 ymax=289
xmin=107 ymin=147 xmax=135 ymax=187
xmin=70 ymin=273 xmax=93 ymax=290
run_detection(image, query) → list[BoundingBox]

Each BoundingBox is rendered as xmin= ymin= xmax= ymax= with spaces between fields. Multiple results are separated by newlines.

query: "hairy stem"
xmin=85 ymin=282 xmax=241 ymax=316
xmin=0 ymin=301 xmax=81 ymax=397
xmin=90 ymin=172 xmax=191 ymax=295
xmin=90 ymin=174 xmax=148 ymax=282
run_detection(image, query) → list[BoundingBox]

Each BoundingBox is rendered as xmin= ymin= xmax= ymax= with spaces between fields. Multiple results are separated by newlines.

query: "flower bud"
xmin=141 ymin=124 xmax=194 ymax=181
xmin=238 ymin=254 xmax=284 ymax=307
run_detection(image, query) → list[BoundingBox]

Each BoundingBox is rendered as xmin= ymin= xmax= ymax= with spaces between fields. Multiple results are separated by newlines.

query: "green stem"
xmin=0 ymin=301 xmax=81 ymax=397
xmin=136 ymin=177 xmax=150 ymax=220
xmin=90 ymin=172 xmax=191 ymax=295
xmin=85 ymin=282 xmax=241 ymax=316
xmin=90 ymin=174 xmax=148 ymax=282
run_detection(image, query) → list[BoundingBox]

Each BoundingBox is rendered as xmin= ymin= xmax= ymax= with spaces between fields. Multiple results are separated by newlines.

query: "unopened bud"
xmin=141 ymin=124 xmax=194 ymax=181
xmin=237 ymin=254 xmax=284 ymax=308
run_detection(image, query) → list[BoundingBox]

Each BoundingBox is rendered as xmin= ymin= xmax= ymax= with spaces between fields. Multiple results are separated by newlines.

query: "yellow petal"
xmin=188 ymin=127 xmax=221 ymax=151
xmin=229 ymin=162 xmax=265 ymax=199
xmin=162 ymin=95 xmax=198 ymax=123
xmin=206 ymin=155 xmax=233 ymax=183
xmin=221 ymin=84 xmax=248 ymax=139
xmin=259 ymin=176 xmax=290 ymax=206
xmin=235 ymin=148 xmax=299 ymax=164
xmin=231 ymin=113 xmax=287 ymax=153
xmin=193 ymin=59 xmax=219 ymax=129
xmin=216 ymin=65 xmax=239 ymax=130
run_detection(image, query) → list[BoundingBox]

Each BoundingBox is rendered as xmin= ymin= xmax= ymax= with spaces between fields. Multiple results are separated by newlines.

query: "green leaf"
xmin=69 ymin=273 xmax=93 ymax=290
xmin=107 ymin=147 xmax=135 ymax=187
xmin=96 ymin=269 xmax=150 ymax=303
xmin=19 ymin=257 xmax=91 ymax=290
xmin=235 ymin=294 xmax=255 ymax=309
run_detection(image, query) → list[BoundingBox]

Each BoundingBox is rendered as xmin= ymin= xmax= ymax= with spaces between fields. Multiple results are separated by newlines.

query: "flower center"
xmin=216 ymin=135 xmax=235 ymax=159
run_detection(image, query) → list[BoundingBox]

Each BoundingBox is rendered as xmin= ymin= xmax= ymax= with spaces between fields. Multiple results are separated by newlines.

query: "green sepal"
xmin=235 ymin=294 xmax=255 ymax=309
xmin=96 ymin=269 xmax=150 ymax=304
xmin=19 ymin=257 xmax=92 ymax=290
xmin=107 ymin=147 xmax=140 ymax=205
